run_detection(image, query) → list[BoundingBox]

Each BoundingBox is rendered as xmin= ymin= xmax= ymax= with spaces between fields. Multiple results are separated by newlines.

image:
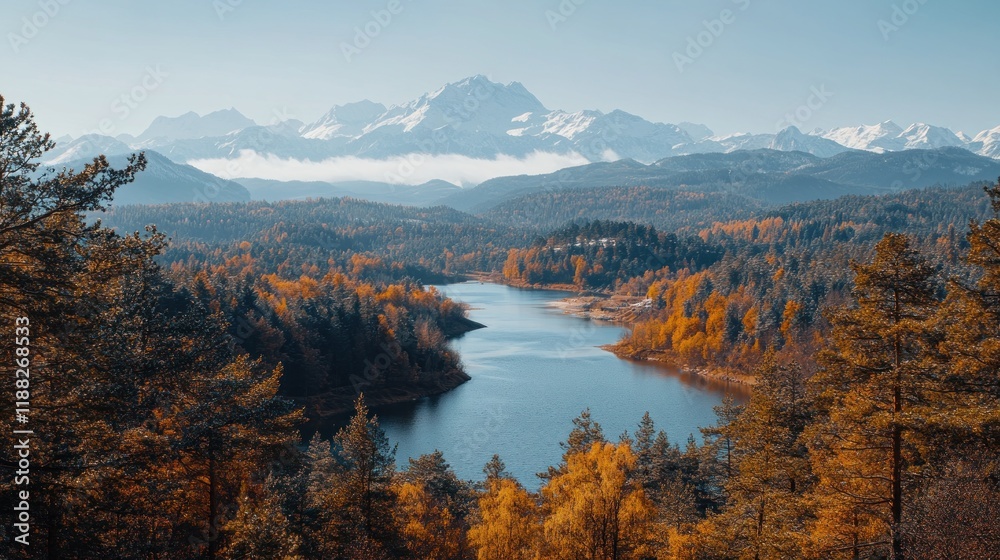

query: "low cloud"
xmin=188 ymin=150 xmax=591 ymax=187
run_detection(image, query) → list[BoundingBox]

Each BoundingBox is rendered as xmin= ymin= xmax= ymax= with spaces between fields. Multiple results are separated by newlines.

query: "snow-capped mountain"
xmin=897 ymin=123 xmax=968 ymax=150
xmin=821 ymin=121 xmax=906 ymax=152
xmin=969 ymin=126 xmax=1000 ymax=159
xmin=42 ymin=138 xmax=250 ymax=205
xmin=672 ymin=132 xmax=774 ymax=156
xmin=816 ymin=121 xmax=972 ymax=153
xmin=43 ymin=134 xmax=134 ymax=165
xmin=56 ymin=76 xmax=1000 ymax=187
xmin=769 ymin=126 xmax=851 ymax=158
xmin=92 ymin=76 xmax=706 ymax=165
xmin=136 ymin=108 xmax=257 ymax=144
xmin=677 ymin=122 xmax=714 ymax=142
xmin=300 ymin=100 xmax=386 ymax=140
xmin=366 ymin=75 xmax=547 ymax=136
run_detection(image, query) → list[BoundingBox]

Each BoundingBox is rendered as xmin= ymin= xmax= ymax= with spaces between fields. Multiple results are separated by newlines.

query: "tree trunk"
xmin=208 ymin=436 xmax=218 ymax=560
xmin=891 ymin=291 xmax=904 ymax=560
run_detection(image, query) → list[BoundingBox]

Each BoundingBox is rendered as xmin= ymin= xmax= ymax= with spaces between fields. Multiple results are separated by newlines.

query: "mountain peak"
xmin=301 ymin=100 xmax=387 ymax=140
xmin=137 ymin=108 xmax=256 ymax=143
xmin=361 ymin=75 xmax=549 ymax=136
xmin=771 ymin=126 xmax=850 ymax=157
xmin=776 ymin=125 xmax=805 ymax=136
xmin=677 ymin=122 xmax=714 ymax=141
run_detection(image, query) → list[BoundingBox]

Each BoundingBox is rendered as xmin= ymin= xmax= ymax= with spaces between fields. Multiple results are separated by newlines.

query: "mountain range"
xmin=50 ymin=75 xmax=1000 ymax=170
xmin=41 ymin=75 xmax=1000 ymax=206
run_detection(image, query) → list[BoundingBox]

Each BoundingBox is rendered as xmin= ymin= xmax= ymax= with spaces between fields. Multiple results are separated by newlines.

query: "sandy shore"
xmin=603 ymin=345 xmax=756 ymax=386
xmin=547 ymin=294 xmax=649 ymax=322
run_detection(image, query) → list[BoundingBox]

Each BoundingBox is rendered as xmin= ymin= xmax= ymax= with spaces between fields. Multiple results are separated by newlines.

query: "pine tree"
xmin=698 ymin=394 xmax=744 ymax=510
xmin=0 ymin=95 xmax=146 ymax=316
xmin=403 ymin=450 xmax=472 ymax=518
xmin=808 ymin=233 xmax=939 ymax=560
xmin=174 ymin=355 xmax=303 ymax=559
xmin=709 ymin=355 xmax=813 ymax=559
xmin=330 ymin=395 xmax=404 ymax=559
xmin=935 ymin=178 xmax=1000 ymax=455
xmin=223 ymin=476 xmax=302 ymax=559
xmin=482 ymin=454 xmax=512 ymax=483
xmin=540 ymin=408 xmax=607 ymax=479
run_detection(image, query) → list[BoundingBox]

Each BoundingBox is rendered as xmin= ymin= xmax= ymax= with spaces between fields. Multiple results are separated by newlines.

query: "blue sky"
xmin=3 ymin=0 xmax=997 ymax=137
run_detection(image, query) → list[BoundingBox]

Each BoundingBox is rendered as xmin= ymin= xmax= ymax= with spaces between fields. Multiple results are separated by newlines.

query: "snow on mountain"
xmin=820 ymin=121 xmax=906 ymax=152
xmin=136 ymin=108 xmax=257 ymax=144
xmin=300 ymin=100 xmax=386 ymax=139
xmin=508 ymin=108 xmax=693 ymax=162
xmin=363 ymin=75 xmax=547 ymax=136
xmin=670 ymin=132 xmax=772 ymax=156
xmin=43 ymin=137 xmax=249 ymax=204
xmin=56 ymin=77 xmax=1000 ymax=181
xmin=769 ymin=126 xmax=851 ymax=157
xmin=43 ymin=134 xmax=133 ymax=165
xmin=897 ymin=123 xmax=967 ymax=150
xmin=969 ymin=126 xmax=1000 ymax=159
xmin=677 ymin=122 xmax=714 ymax=141
xmin=532 ymin=109 xmax=602 ymax=139
xmin=555 ymin=109 xmax=692 ymax=162
xmin=817 ymin=121 xmax=975 ymax=154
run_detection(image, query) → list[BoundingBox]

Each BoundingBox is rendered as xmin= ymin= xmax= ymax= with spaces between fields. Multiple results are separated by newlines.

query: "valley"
xmin=6 ymin=5 xmax=1000 ymax=553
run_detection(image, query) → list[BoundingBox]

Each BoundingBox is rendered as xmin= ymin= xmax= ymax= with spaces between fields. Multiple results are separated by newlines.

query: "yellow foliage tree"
xmin=468 ymin=478 xmax=541 ymax=560
xmin=395 ymin=481 xmax=465 ymax=560
xmin=540 ymin=442 xmax=656 ymax=560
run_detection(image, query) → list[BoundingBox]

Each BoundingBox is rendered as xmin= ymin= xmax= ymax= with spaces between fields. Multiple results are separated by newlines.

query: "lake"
xmin=377 ymin=281 xmax=748 ymax=488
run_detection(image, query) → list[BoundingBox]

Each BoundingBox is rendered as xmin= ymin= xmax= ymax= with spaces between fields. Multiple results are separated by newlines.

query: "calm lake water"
xmin=376 ymin=282 xmax=748 ymax=488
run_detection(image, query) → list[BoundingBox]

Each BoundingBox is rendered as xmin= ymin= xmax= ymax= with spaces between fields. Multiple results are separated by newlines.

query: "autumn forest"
xmin=3 ymin=92 xmax=1000 ymax=560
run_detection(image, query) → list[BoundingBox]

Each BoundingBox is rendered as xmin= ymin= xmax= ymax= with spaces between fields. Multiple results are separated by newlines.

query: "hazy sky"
xmin=3 ymin=0 xmax=997 ymax=138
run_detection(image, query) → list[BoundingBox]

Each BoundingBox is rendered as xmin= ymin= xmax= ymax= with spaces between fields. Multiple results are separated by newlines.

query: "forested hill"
xmin=100 ymin=180 xmax=997 ymax=382
xmin=97 ymin=198 xmax=531 ymax=280
xmin=94 ymin=198 xmax=537 ymax=415
xmin=497 ymin=182 xmax=995 ymax=374
xmin=442 ymin=147 xmax=1000 ymax=213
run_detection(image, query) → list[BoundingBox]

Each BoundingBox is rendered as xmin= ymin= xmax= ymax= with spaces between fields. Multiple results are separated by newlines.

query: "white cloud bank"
xmin=188 ymin=150 xmax=591 ymax=187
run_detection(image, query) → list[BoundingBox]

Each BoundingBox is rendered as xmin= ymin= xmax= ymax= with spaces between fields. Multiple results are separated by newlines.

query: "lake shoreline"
xmin=300 ymin=310 xmax=485 ymax=420
xmin=602 ymin=345 xmax=756 ymax=386
xmin=372 ymin=281 xmax=746 ymax=484
xmin=301 ymin=369 xmax=472 ymax=426
xmin=460 ymin=276 xmax=756 ymax=387
xmin=535 ymin=285 xmax=756 ymax=387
